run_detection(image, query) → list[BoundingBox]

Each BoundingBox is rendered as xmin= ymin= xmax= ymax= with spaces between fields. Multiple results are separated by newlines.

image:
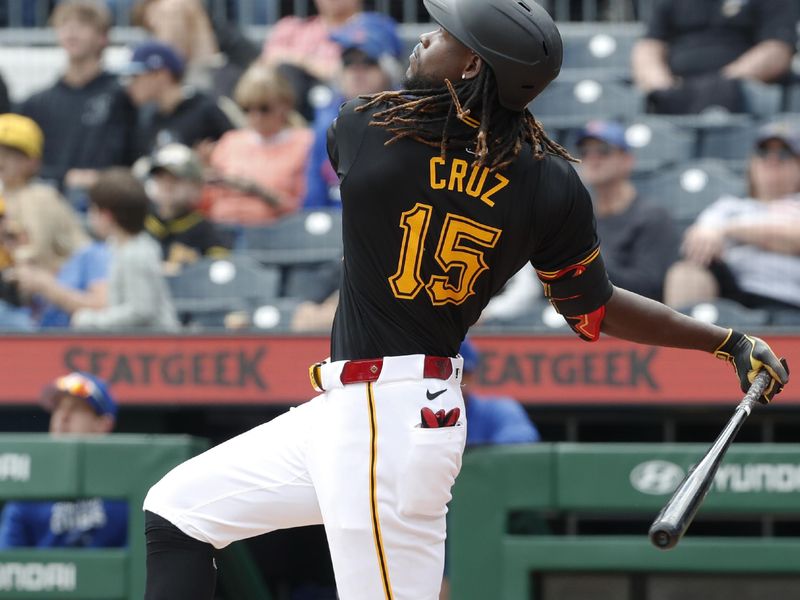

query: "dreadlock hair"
xmin=357 ymin=65 xmax=575 ymax=172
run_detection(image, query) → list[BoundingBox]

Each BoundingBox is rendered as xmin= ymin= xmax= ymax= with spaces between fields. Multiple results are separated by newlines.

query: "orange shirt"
xmin=261 ymin=16 xmax=344 ymax=82
xmin=207 ymin=127 xmax=313 ymax=225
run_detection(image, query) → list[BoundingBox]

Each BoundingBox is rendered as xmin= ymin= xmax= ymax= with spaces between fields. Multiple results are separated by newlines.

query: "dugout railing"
xmin=0 ymin=434 xmax=272 ymax=600
xmin=449 ymin=443 xmax=800 ymax=600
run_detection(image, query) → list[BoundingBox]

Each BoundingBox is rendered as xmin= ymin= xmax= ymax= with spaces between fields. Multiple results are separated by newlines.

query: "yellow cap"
xmin=0 ymin=114 xmax=44 ymax=159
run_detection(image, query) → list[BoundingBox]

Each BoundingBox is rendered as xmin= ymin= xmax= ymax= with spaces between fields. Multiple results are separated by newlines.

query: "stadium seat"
xmin=248 ymin=298 xmax=304 ymax=333
xmin=563 ymin=117 xmax=696 ymax=171
xmin=283 ymin=261 xmax=342 ymax=301
xmin=680 ymin=299 xmax=770 ymax=328
xmin=168 ymin=256 xmax=282 ymax=326
xmin=238 ymin=209 xmax=343 ymax=266
xmin=623 ymin=117 xmax=698 ymax=171
xmin=697 ymin=120 xmax=759 ymax=163
xmin=633 ymin=159 xmax=745 ymax=228
xmin=560 ymin=28 xmax=637 ymax=73
xmin=530 ymin=80 xmax=645 ymax=128
xmin=785 ymin=84 xmax=800 ymax=113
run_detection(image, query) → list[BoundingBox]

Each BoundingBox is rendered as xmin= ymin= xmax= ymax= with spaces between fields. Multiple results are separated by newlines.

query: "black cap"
xmin=423 ymin=0 xmax=563 ymax=111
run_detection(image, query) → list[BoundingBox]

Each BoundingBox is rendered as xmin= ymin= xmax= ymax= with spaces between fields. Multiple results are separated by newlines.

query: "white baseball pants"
xmin=144 ymin=354 xmax=467 ymax=600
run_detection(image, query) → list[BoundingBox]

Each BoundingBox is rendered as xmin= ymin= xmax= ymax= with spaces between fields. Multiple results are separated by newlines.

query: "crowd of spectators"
xmin=0 ymin=0 xmax=796 ymax=335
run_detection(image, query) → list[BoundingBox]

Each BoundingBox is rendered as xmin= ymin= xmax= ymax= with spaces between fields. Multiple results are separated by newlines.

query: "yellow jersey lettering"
xmin=429 ymin=157 xmax=446 ymax=190
xmin=447 ymin=159 xmax=469 ymax=193
xmin=480 ymin=173 xmax=509 ymax=207
xmin=465 ymin=166 xmax=489 ymax=199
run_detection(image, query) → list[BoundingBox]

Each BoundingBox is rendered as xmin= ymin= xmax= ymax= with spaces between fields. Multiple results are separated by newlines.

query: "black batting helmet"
xmin=423 ymin=0 xmax=563 ymax=112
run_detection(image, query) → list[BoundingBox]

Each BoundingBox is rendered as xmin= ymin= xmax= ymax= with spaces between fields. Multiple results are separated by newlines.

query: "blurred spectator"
xmin=664 ymin=121 xmax=800 ymax=314
xmin=631 ymin=0 xmax=798 ymax=114
xmin=130 ymin=0 xmax=260 ymax=101
xmin=576 ymin=120 xmax=679 ymax=301
xmin=0 ymin=72 xmax=9 ymax=114
xmin=142 ymin=143 xmax=230 ymax=272
xmin=122 ymin=41 xmax=235 ymax=160
xmin=262 ymin=1 xmax=400 ymax=119
xmin=0 ymin=114 xmax=88 ymax=273
xmin=71 ymin=168 xmax=179 ymax=330
xmin=458 ymin=339 xmax=540 ymax=447
xmin=303 ymin=12 xmax=403 ymax=209
xmin=290 ymin=260 xmax=343 ymax=332
xmin=14 ymin=240 xmax=110 ymax=329
xmin=0 ymin=372 xmax=127 ymax=548
xmin=0 ymin=196 xmax=34 ymax=330
xmin=20 ymin=0 xmax=137 ymax=201
xmin=207 ymin=63 xmax=313 ymax=226
xmin=478 ymin=263 xmax=542 ymax=325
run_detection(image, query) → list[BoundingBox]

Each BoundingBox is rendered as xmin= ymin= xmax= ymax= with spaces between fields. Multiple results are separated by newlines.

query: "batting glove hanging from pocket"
xmin=714 ymin=329 xmax=790 ymax=403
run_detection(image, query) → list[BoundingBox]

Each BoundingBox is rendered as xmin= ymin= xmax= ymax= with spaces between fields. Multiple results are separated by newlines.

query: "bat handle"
xmin=736 ymin=370 xmax=773 ymax=416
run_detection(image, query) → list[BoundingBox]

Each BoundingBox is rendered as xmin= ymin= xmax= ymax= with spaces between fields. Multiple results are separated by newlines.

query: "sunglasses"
xmin=242 ymin=104 xmax=275 ymax=115
xmin=576 ymin=143 xmax=617 ymax=159
xmin=343 ymin=55 xmax=380 ymax=69
xmin=754 ymin=146 xmax=796 ymax=161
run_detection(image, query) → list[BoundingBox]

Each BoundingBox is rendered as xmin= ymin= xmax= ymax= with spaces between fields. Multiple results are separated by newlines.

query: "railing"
xmin=449 ymin=443 xmax=800 ymax=600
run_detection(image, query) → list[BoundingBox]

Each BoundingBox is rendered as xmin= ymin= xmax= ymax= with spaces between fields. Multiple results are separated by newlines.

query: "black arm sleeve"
xmin=644 ymin=0 xmax=673 ymax=41
xmin=754 ymin=0 xmax=798 ymax=46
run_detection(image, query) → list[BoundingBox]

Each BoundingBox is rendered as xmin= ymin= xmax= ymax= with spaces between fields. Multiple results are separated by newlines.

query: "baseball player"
xmin=142 ymin=1 xmax=789 ymax=599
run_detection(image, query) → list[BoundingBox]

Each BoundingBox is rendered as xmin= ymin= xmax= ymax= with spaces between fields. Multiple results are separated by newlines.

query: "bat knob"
xmin=649 ymin=525 xmax=677 ymax=550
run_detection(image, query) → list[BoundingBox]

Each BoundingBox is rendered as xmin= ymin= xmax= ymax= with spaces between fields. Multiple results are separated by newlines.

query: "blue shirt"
xmin=39 ymin=242 xmax=110 ymax=328
xmin=0 ymin=499 xmax=128 ymax=548
xmin=302 ymin=93 xmax=344 ymax=210
xmin=465 ymin=394 xmax=541 ymax=446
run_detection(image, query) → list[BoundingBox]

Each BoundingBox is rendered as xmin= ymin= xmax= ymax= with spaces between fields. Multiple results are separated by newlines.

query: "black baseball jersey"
xmin=328 ymin=99 xmax=604 ymax=361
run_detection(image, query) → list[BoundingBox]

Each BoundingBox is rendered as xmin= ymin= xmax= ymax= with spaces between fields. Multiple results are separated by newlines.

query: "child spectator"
xmin=207 ymin=63 xmax=313 ymax=226
xmin=0 ymin=114 xmax=87 ymax=274
xmin=143 ymin=143 xmax=229 ymax=272
xmin=20 ymin=0 xmax=137 ymax=199
xmin=71 ymin=168 xmax=179 ymax=330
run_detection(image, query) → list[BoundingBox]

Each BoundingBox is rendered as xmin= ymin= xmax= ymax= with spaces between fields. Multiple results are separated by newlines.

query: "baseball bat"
xmin=648 ymin=370 xmax=772 ymax=550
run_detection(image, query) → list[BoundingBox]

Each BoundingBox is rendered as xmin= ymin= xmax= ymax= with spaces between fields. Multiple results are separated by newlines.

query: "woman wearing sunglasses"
xmin=206 ymin=63 xmax=313 ymax=225
xmin=665 ymin=121 xmax=800 ymax=317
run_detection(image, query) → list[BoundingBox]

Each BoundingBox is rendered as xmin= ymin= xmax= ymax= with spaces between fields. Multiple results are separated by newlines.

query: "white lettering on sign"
xmin=0 ymin=562 xmax=77 ymax=592
xmin=714 ymin=463 xmax=800 ymax=493
xmin=0 ymin=454 xmax=31 ymax=482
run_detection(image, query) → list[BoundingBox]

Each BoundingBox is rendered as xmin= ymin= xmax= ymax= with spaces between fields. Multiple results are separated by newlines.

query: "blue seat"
xmin=167 ymin=256 xmax=282 ymax=326
xmin=561 ymin=28 xmax=637 ymax=72
xmin=698 ymin=121 xmax=759 ymax=162
xmin=530 ymin=80 xmax=644 ymax=128
xmin=680 ymin=299 xmax=770 ymax=328
xmin=784 ymin=84 xmax=800 ymax=112
xmin=239 ymin=209 xmax=343 ymax=266
xmin=634 ymin=159 xmax=745 ymax=227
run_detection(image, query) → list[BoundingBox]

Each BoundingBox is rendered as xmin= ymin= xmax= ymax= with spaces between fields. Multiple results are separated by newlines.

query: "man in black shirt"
xmin=632 ymin=0 xmax=798 ymax=113
xmin=20 ymin=1 xmax=137 ymax=195
xmin=141 ymin=2 xmax=789 ymax=600
xmin=121 ymin=41 xmax=234 ymax=160
xmin=576 ymin=120 xmax=679 ymax=301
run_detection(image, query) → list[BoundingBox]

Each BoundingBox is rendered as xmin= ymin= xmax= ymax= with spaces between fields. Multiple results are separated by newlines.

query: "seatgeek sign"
xmin=0 ymin=334 xmax=796 ymax=406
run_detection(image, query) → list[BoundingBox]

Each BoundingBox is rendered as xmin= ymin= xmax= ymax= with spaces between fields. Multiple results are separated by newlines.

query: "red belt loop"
xmin=338 ymin=356 xmax=452 ymax=386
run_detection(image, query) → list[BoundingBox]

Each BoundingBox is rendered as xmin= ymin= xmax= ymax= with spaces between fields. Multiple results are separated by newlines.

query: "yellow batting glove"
xmin=714 ymin=329 xmax=790 ymax=404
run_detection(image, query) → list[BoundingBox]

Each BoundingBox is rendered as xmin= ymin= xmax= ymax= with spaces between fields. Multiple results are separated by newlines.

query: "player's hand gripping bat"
xmin=648 ymin=370 xmax=772 ymax=550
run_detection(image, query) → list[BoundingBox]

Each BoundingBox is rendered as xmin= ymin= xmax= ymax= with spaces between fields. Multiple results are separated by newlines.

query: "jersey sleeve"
xmin=326 ymin=98 xmax=371 ymax=183
xmin=530 ymin=157 xmax=613 ymax=341
xmin=643 ymin=0 xmax=672 ymax=41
